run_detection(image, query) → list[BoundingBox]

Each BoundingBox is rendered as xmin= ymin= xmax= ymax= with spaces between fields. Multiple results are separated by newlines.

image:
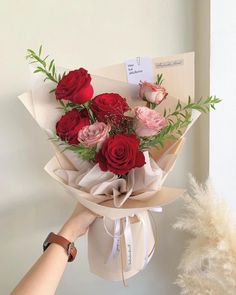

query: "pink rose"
xmin=134 ymin=106 xmax=167 ymax=137
xmin=139 ymin=81 xmax=168 ymax=104
xmin=78 ymin=121 xmax=110 ymax=148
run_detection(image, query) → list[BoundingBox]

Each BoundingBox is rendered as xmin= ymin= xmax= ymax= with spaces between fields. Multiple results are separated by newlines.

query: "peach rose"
xmin=139 ymin=81 xmax=168 ymax=104
xmin=134 ymin=106 xmax=167 ymax=137
xmin=78 ymin=121 xmax=110 ymax=148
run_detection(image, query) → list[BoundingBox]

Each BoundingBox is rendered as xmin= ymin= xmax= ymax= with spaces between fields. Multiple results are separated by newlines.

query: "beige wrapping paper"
xmin=18 ymin=52 xmax=198 ymax=281
xmin=88 ymin=211 xmax=155 ymax=281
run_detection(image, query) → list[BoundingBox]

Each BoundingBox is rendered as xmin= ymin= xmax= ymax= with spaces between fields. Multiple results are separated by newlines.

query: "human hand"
xmin=58 ymin=203 xmax=97 ymax=242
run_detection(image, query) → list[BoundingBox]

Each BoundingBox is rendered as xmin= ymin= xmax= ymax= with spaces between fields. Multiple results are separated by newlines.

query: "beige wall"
xmin=194 ymin=0 xmax=211 ymax=182
xmin=0 ymin=1 xmax=208 ymax=294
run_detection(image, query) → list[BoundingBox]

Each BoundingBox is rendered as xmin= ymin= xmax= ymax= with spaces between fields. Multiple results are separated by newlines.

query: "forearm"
xmin=11 ymin=243 xmax=68 ymax=295
xmin=10 ymin=205 xmax=95 ymax=295
xmin=11 ymin=225 xmax=78 ymax=295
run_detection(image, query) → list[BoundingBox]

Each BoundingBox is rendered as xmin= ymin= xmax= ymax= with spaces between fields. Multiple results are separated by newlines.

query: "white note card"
xmin=125 ymin=57 xmax=153 ymax=85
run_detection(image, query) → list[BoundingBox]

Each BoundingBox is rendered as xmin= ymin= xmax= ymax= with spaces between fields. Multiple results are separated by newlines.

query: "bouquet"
xmin=19 ymin=46 xmax=220 ymax=281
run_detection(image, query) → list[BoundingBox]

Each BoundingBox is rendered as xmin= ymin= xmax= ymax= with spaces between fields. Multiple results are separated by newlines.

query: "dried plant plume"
xmin=174 ymin=176 xmax=236 ymax=295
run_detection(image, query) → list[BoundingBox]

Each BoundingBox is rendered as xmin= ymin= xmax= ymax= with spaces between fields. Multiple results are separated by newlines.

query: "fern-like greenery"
xmin=66 ymin=144 xmax=97 ymax=161
xmin=140 ymin=95 xmax=221 ymax=150
xmin=26 ymin=45 xmax=66 ymax=93
xmin=50 ymin=133 xmax=96 ymax=161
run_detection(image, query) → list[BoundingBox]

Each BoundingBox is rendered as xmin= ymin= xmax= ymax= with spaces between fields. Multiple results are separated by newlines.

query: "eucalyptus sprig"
xmin=26 ymin=46 xmax=65 ymax=92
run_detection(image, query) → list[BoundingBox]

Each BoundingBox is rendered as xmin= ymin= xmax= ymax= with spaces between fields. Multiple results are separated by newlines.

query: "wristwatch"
xmin=43 ymin=232 xmax=77 ymax=262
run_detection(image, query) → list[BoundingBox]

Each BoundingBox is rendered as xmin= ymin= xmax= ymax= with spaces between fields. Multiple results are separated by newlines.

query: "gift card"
xmin=125 ymin=57 xmax=153 ymax=84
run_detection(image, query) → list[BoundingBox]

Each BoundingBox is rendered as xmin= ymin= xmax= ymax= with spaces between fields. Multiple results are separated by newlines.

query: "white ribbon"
xmin=140 ymin=216 xmax=149 ymax=269
xmin=149 ymin=207 xmax=163 ymax=213
xmin=104 ymin=206 xmax=162 ymax=270
xmin=123 ymin=217 xmax=133 ymax=271
xmin=103 ymin=218 xmax=121 ymax=264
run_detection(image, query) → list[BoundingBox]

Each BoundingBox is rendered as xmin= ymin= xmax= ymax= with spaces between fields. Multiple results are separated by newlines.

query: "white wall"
xmin=210 ymin=0 xmax=236 ymax=212
xmin=0 ymin=1 xmax=203 ymax=294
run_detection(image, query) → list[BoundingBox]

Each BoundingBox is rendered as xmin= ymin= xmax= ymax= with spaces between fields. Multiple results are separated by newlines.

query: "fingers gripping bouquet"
xmin=19 ymin=47 xmax=220 ymax=281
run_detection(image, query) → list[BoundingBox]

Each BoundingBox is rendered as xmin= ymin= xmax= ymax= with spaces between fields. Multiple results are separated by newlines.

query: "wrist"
xmin=58 ymin=223 xmax=83 ymax=242
xmin=43 ymin=232 xmax=77 ymax=262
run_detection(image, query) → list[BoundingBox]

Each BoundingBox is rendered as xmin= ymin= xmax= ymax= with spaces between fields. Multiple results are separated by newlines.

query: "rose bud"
xmin=139 ymin=81 xmax=168 ymax=105
xmin=134 ymin=106 xmax=167 ymax=137
xmin=78 ymin=121 xmax=110 ymax=149
xmin=56 ymin=108 xmax=90 ymax=144
xmin=55 ymin=68 xmax=94 ymax=104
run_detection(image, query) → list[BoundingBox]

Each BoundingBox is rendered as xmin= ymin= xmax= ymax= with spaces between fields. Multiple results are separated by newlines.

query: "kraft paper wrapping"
xmin=18 ymin=52 xmax=199 ymax=281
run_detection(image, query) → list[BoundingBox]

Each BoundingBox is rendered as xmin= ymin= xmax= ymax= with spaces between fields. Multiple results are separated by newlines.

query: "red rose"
xmin=91 ymin=93 xmax=129 ymax=124
xmin=95 ymin=134 xmax=145 ymax=175
xmin=56 ymin=108 xmax=90 ymax=144
xmin=55 ymin=68 xmax=94 ymax=104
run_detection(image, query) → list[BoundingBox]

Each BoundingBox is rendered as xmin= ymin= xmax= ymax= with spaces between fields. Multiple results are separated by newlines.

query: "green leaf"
xmin=211 ymin=104 xmax=216 ymax=110
xmin=156 ymin=73 xmax=164 ymax=85
xmin=33 ymin=69 xmax=42 ymax=73
xmin=52 ymin=64 xmax=55 ymax=76
xmin=49 ymin=88 xmax=56 ymax=94
xmin=38 ymin=45 xmax=42 ymax=56
xmin=43 ymin=55 xmax=49 ymax=61
xmin=49 ymin=59 xmax=54 ymax=71
xmin=27 ymin=49 xmax=35 ymax=55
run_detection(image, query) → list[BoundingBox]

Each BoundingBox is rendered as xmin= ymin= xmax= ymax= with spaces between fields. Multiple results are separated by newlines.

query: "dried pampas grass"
xmin=174 ymin=176 xmax=236 ymax=295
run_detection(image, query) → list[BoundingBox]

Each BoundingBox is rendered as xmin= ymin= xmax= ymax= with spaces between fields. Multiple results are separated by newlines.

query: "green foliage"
xmin=140 ymin=115 xmax=187 ymax=150
xmin=26 ymin=46 xmax=66 ymax=86
xmin=146 ymin=101 xmax=157 ymax=110
xmin=156 ymin=73 xmax=164 ymax=85
xmin=165 ymin=95 xmax=221 ymax=122
xmin=48 ymin=132 xmax=61 ymax=142
xmin=140 ymin=95 xmax=221 ymax=150
xmin=56 ymin=100 xmax=84 ymax=113
xmin=183 ymin=95 xmax=221 ymax=112
xmin=66 ymin=144 xmax=97 ymax=161
xmin=49 ymin=133 xmax=96 ymax=161
xmin=83 ymin=101 xmax=96 ymax=123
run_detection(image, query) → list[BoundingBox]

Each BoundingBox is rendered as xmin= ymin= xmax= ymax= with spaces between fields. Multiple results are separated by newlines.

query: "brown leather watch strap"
xmin=43 ymin=232 xmax=77 ymax=262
